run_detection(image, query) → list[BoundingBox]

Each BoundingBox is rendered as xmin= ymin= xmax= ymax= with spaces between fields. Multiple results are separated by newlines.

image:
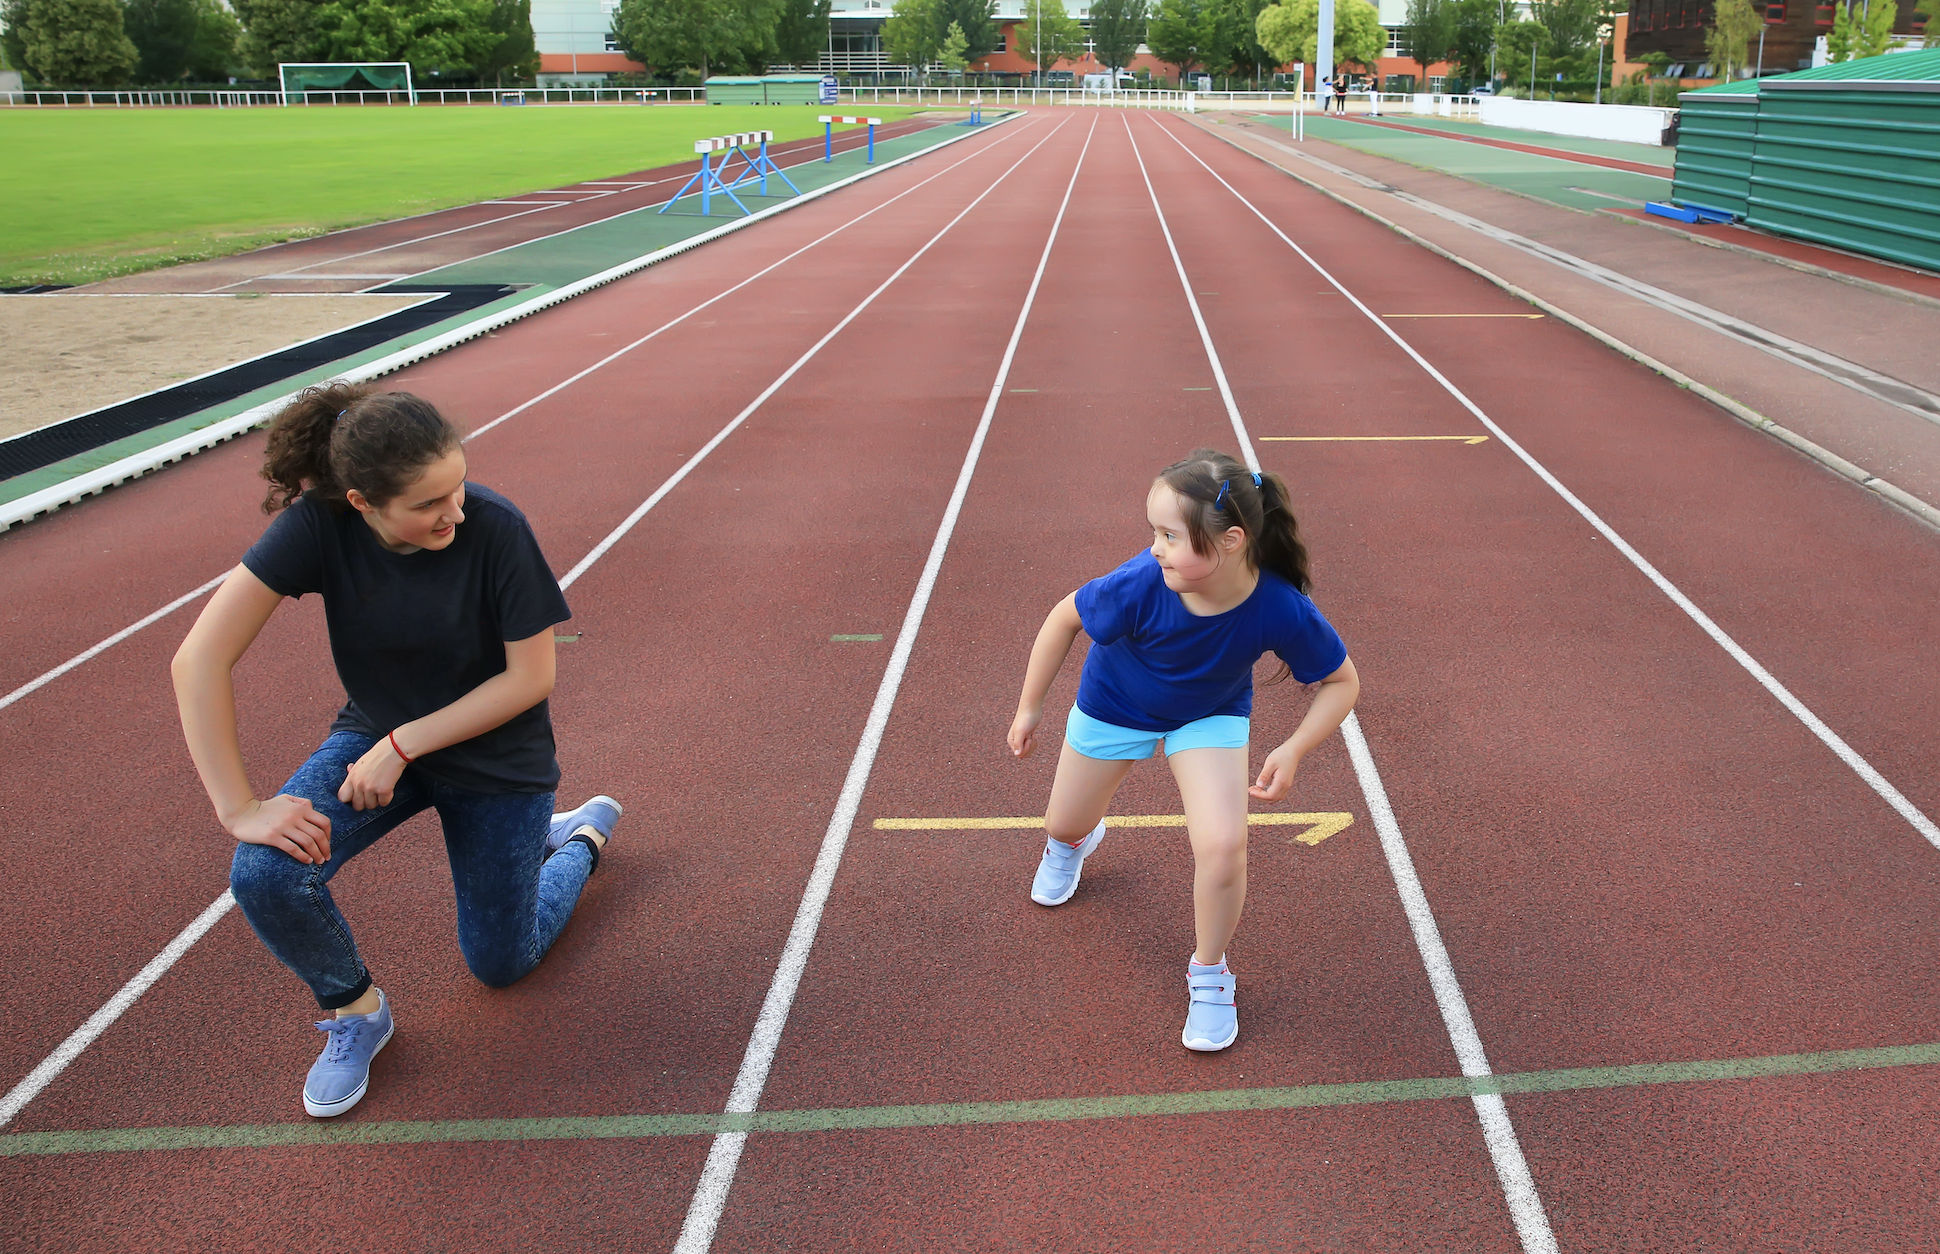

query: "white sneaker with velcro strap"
xmin=1182 ymin=962 xmax=1238 ymax=1051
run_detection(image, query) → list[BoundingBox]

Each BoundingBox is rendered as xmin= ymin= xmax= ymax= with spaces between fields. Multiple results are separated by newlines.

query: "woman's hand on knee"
xmin=231 ymin=795 xmax=333 ymax=865
xmin=338 ymin=740 xmax=407 ymax=812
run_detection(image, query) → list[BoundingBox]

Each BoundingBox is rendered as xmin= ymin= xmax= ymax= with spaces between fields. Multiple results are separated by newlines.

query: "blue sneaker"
xmin=1030 ymin=820 xmax=1106 ymax=906
xmin=548 ymin=795 xmax=623 ymax=854
xmin=1182 ymin=962 xmax=1238 ymax=1052
xmin=303 ymin=989 xmax=395 ymax=1118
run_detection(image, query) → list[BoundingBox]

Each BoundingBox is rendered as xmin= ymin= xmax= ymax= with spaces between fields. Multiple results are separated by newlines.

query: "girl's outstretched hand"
xmin=339 ymin=738 xmax=408 ymax=811
xmin=1008 ymin=708 xmax=1044 ymax=759
xmin=1250 ymin=742 xmax=1302 ymax=802
xmin=230 ymin=795 xmax=333 ymax=864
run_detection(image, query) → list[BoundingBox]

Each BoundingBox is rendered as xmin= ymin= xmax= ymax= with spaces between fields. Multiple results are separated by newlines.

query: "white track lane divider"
xmin=1149 ymin=115 xmax=1940 ymax=854
xmin=670 ymin=117 xmax=1099 ymax=1254
xmin=2 ymin=113 xmax=1023 ymax=534
xmin=0 ymin=119 xmax=1045 ymax=721
xmin=1121 ymin=114 xmax=1563 ymax=1254
xmin=0 ymin=119 xmax=1067 ymax=1135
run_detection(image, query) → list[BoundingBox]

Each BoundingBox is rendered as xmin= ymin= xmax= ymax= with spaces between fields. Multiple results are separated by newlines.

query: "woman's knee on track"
xmin=229 ymin=840 xmax=319 ymax=918
xmin=457 ymin=939 xmax=540 ymax=989
xmin=1192 ymin=828 xmax=1249 ymax=875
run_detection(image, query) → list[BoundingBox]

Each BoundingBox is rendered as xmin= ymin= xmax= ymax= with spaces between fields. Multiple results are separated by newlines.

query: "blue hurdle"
xmin=819 ymin=115 xmax=884 ymax=163
xmin=658 ymin=131 xmax=797 ymax=217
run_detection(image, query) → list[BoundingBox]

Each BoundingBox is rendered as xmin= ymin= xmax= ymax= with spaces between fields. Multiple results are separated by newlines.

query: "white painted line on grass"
xmin=1154 ymin=115 xmax=1940 ymax=854
xmin=0 ymin=893 xmax=235 ymax=1129
xmin=671 ymin=116 xmax=1098 ymax=1254
xmin=0 ymin=116 xmax=1064 ymax=1140
xmin=0 ymin=121 xmax=1039 ymax=721
xmin=3 ymin=113 xmax=1020 ymax=533
xmin=1124 ymin=113 xmax=1562 ymax=1254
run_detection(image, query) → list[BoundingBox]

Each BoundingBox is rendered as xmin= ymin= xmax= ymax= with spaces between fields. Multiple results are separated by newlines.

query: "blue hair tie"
xmin=335 ymin=408 xmax=348 ymax=421
xmin=1213 ymin=480 xmax=1230 ymax=511
xmin=1252 ymin=472 xmax=1261 ymax=487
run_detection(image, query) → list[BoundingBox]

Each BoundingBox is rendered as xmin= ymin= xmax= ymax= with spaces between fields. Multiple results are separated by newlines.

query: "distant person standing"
xmin=1333 ymin=75 xmax=1350 ymax=113
xmin=1366 ymin=74 xmax=1381 ymax=115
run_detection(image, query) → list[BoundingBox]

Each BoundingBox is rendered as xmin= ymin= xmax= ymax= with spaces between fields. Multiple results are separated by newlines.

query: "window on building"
xmin=993 ymin=32 xmax=1006 ymax=51
xmin=1635 ymin=0 xmax=1650 ymax=30
xmin=1815 ymin=1 xmax=1834 ymax=23
xmin=1764 ymin=2 xmax=1784 ymax=20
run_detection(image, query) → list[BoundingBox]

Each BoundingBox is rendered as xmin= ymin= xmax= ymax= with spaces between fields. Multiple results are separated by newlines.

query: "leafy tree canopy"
xmin=1014 ymin=0 xmax=1086 ymax=69
xmin=1149 ymin=0 xmax=1219 ymax=75
xmin=5 ymin=0 xmax=139 ymax=85
xmin=773 ymin=0 xmax=831 ymax=66
xmin=1090 ymin=0 xmax=1150 ymax=72
xmin=1704 ymin=0 xmax=1761 ymax=80
xmin=1254 ymin=0 xmax=1381 ymax=68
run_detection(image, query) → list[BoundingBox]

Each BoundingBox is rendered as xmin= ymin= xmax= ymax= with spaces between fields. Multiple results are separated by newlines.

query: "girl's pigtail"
xmin=259 ymin=382 xmax=365 ymax=513
xmin=1251 ymin=471 xmax=1313 ymax=593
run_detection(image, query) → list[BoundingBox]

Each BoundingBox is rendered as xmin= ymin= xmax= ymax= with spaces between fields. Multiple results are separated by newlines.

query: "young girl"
xmin=1007 ymin=449 xmax=1359 ymax=1052
xmin=172 ymin=383 xmax=621 ymax=1118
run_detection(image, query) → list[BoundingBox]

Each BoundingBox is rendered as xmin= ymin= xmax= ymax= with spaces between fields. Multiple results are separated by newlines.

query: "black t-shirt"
xmin=242 ymin=483 xmax=571 ymax=794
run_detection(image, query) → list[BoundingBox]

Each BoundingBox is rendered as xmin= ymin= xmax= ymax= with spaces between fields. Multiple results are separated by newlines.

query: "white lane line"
xmin=670 ymin=116 xmax=1098 ymax=1254
xmin=0 ymin=893 xmax=235 ymax=1128
xmin=0 ymin=117 xmax=1063 ymax=1136
xmin=559 ymin=118 xmax=1067 ymax=591
xmin=0 ymin=574 xmax=228 ymax=713
xmin=0 ymin=120 xmax=1042 ymax=720
xmin=1123 ymin=113 xmax=1562 ymax=1254
xmin=1154 ymin=115 xmax=1940 ymax=853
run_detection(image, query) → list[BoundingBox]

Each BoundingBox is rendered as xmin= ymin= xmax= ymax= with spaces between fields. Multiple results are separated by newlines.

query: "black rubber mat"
xmin=0 ymin=284 xmax=517 ymax=483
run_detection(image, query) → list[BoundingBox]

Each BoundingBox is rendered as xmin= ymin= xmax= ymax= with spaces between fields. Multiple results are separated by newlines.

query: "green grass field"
xmin=1 ymin=104 xmax=916 ymax=286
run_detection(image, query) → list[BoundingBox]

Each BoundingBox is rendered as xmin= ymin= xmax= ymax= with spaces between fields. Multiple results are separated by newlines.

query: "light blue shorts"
xmin=1064 ymin=705 xmax=1250 ymax=760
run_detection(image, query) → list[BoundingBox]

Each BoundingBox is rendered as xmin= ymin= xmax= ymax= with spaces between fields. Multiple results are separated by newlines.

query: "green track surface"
xmin=0 ymin=118 xmax=984 ymax=509
xmin=1326 ymin=113 xmax=1675 ymax=166
xmin=1293 ymin=114 xmax=1674 ymax=214
xmin=0 ymin=105 xmax=914 ymax=286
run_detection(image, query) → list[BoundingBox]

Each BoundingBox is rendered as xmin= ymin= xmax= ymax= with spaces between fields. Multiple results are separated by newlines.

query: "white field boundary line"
xmin=1155 ymin=115 xmax=1940 ymax=854
xmin=1 ymin=112 xmax=1022 ymax=534
xmin=0 ymin=121 xmax=1040 ymax=720
xmin=0 ymin=119 xmax=1067 ymax=1133
xmin=1122 ymin=113 xmax=1563 ymax=1254
xmin=670 ymin=116 xmax=1098 ymax=1254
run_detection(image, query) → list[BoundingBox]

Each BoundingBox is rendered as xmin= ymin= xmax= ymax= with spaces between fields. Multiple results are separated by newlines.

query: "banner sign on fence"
xmin=820 ymin=76 xmax=839 ymax=105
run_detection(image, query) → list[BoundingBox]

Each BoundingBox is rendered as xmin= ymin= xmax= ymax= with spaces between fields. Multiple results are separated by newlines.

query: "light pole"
xmin=1318 ymin=0 xmax=1335 ymax=115
xmin=1595 ymin=36 xmax=1604 ymax=103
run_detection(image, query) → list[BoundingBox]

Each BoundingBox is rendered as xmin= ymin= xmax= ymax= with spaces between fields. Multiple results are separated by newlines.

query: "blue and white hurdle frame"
xmin=658 ymin=130 xmax=800 ymax=217
xmin=819 ymin=115 xmax=885 ymax=164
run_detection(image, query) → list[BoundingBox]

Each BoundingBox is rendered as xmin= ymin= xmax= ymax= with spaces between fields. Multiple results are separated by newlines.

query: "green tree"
xmin=615 ymin=0 xmax=763 ymax=79
xmin=1090 ymin=0 xmax=1149 ymax=75
xmin=1210 ymin=0 xmax=1276 ymax=79
xmin=938 ymin=16 xmax=967 ymax=72
xmin=1704 ymin=0 xmax=1760 ymax=80
xmin=1449 ymin=0 xmax=1499 ymax=86
xmin=126 ymin=0 xmax=198 ymax=82
xmin=882 ymin=0 xmax=942 ymax=77
xmin=1530 ymin=0 xmax=1597 ymax=57
xmin=1149 ymin=0 xmax=1218 ymax=78
xmin=773 ymin=0 xmax=831 ymax=66
xmin=1399 ymin=0 xmax=1456 ymax=87
xmin=1252 ymin=0 xmax=1381 ymax=67
xmin=8 ymin=0 xmax=138 ymax=84
xmin=1015 ymin=0 xmax=1084 ymax=76
xmin=1922 ymin=2 xmax=1938 ymax=46
xmin=306 ymin=0 xmax=501 ymax=74
xmin=234 ymin=0 xmax=318 ymax=73
xmin=935 ymin=0 xmax=996 ymax=58
xmin=1857 ymin=0 xmax=1899 ymax=56
xmin=186 ymin=0 xmax=241 ymax=77
xmin=475 ymin=0 xmax=536 ymax=82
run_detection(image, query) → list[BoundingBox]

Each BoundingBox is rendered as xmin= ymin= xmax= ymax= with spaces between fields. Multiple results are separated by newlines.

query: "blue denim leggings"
xmin=230 ymin=731 xmax=595 ymax=1010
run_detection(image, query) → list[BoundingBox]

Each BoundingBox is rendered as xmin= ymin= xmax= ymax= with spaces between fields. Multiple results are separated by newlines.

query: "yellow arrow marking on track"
xmin=874 ymin=813 xmax=1355 ymax=846
xmin=1262 ymin=435 xmax=1489 ymax=445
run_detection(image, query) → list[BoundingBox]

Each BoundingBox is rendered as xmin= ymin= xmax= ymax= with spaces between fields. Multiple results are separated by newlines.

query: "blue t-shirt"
xmin=1073 ymin=551 xmax=1347 ymax=732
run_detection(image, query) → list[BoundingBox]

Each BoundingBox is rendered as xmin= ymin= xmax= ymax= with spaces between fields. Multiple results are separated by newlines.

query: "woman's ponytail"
xmin=259 ymin=383 xmax=461 ymax=514
xmin=260 ymin=381 xmax=365 ymax=513
xmin=1156 ymin=449 xmax=1314 ymax=594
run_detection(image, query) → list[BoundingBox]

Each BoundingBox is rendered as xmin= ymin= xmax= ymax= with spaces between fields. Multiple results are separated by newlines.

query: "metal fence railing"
xmin=0 ymin=85 xmax=1479 ymax=118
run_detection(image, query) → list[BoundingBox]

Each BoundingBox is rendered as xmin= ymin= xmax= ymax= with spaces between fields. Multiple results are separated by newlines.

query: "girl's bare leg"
xmin=1167 ymin=746 xmax=1251 ymax=964
xmin=1043 ymin=739 xmax=1139 ymax=843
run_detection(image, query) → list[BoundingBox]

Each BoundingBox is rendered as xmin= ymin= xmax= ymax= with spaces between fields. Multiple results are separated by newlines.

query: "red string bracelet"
xmin=389 ymin=731 xmax=414 ymax=763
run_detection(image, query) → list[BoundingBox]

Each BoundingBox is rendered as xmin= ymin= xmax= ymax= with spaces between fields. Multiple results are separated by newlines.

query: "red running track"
xmin=2 ymin=106 xmax=1938 ymax=1252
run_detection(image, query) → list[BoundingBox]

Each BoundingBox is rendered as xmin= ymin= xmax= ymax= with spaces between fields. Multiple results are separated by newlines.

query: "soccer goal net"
xmin=279 ymin=63 xmax=417 ymax=106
